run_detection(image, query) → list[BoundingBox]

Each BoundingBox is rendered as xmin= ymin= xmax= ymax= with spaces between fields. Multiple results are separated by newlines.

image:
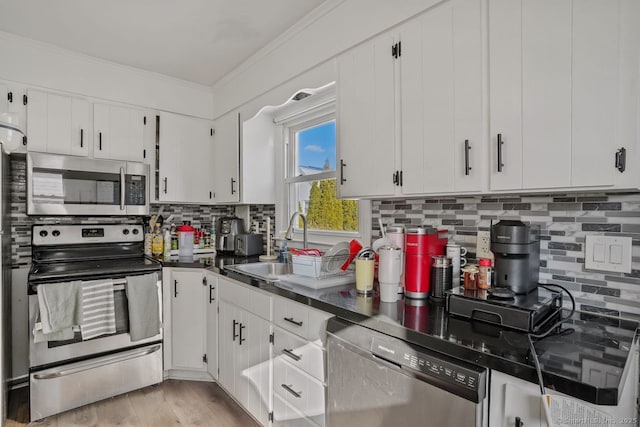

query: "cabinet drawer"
xmin=274 ymin=298 xmax=332 ymax=342
xmin=273 ymin=394 xmax=320 ymax=427
xmin=274 ymin=358 xmax=325 ymax=425
xmin=219 ymin=278 xmax=271 ymax=320
xmin=274 ymin=327 xmax=325 ymax=382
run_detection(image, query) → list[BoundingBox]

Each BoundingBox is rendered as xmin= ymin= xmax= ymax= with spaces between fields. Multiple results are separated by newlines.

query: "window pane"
xmin=295 ymin=121 xmax=336 ymax=176
xmin=293 ymin=179 xmax=358 ymax=232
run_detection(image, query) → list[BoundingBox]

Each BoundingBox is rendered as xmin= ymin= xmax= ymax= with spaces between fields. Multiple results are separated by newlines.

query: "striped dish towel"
xmin=80 ymin=279 xmax=116 ymax=340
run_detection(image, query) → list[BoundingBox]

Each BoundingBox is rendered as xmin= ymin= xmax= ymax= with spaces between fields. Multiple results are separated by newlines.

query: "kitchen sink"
xmin=225 ymin=262 xmax=291 ymax=281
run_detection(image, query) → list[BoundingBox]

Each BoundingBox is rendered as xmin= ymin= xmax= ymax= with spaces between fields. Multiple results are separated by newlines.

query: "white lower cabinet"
xmin=205 ymin=272 xmax=218 ymax=380
xmin=218 ymin=277 xmax=272 ymax=426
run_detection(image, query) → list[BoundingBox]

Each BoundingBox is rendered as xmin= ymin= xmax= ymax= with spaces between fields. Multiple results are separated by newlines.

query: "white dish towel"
xmin=80 ymin=279 xmax=116 ymax=340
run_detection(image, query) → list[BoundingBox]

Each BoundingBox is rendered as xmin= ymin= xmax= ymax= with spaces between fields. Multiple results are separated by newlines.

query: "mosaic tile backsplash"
xmin=372 ymin=193 xmax=640 ymax=322
xmin=9 ymin=156 xmax=275 ymax=267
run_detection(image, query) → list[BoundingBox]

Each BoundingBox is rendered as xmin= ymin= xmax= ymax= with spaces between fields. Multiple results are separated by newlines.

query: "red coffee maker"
xmin=404 ymin=226 xmax=448 ymax=299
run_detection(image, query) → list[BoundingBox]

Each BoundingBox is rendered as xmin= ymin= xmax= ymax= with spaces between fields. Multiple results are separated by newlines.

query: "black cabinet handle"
xmin=515 ymin=416 xmax=523 ymax=427
xmin=399 ymin=170 xmax=403 ymax=186
xmin=282 ymin=348 xmax=301 ymax=361
xmin=230 ymin=177 xmax=236 ymax=195
xmin=209 ymin=285 xmax=215 ymax=303
xmin=80 ymin=129 xmax=84 ymax=148
xmin=163 ymin=177 xmax=168 ymax=194
xmin=232 ymin=320 xmax=239 ymax=341
xmin=98 ymin=132 xmax=103 ymax=151
xmin=497 ymin=133 xmax=504 ymax=172
xmin=283 ymin=317 xmax=303 ymax=327
xmin=615 ymin=147 xmax=626 ymax=173
xmin=239 ymin=323 xmax=246 ymax=345
xmin=340 ymin=159 xmax=347 ymax=184
xmin=7 ymin=92 xmax=12 ymax=103
xmin=392 ymin=171 xmax=398 ymax=185
xmin=173 ymin=280 xmax=178 ymax=298
xmin=464 ymin=139 xmax=472 ymax=176
xmin=281 ymin=384 xmax=302 ymax=399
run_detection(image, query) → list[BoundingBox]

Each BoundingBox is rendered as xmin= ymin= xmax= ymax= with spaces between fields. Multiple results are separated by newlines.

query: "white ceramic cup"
xmin=446 ymin=243 xmax=467 ymax=284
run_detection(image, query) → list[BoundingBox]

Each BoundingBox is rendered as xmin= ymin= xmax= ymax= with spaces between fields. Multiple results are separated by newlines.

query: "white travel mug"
xmin=385 ymin=225 xmax=405 ymax=293
xmin=378 ymin=246 xmax=402 ymax=302
xmin=446 ymin=243 xmax=467 ymax=285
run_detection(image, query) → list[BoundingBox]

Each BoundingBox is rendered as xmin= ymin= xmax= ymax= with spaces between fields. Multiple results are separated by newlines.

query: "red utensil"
xmin=340 ymin=239 xmax=363 ymax=271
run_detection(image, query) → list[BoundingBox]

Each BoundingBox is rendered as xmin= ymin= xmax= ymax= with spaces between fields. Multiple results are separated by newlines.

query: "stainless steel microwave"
xmin=27 ymin=152 xmax=149 ymax=216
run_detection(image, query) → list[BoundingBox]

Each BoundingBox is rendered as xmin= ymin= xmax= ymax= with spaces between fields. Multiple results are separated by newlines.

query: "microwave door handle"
xmin=120 ymin=167 xmax=126 ymax=210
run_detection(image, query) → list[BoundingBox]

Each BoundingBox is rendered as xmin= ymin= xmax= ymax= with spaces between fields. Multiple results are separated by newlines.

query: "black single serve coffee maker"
xmin=490 ymin=220 xmax=540 ymax=294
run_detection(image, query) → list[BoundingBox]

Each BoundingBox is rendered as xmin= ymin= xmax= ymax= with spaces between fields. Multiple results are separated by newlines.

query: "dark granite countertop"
xmin=164 ymin=256 xmax=639 ymax=406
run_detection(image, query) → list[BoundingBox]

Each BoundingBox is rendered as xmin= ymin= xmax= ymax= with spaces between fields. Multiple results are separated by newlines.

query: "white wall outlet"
xmin=585 ymin=235 xmax=632 ymax=273
xmin=476 ymin=230 xmax=493 ymax=260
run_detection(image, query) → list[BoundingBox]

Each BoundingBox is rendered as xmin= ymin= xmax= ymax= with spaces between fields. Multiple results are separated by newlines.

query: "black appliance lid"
xmin=491 ymin=220 xmax=537 ymax=244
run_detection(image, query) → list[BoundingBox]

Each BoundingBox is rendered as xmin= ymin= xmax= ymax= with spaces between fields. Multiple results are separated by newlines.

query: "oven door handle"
xmin=32 ymin=344 xmax=161 ymax=380
xmin=120 ymin=167 xmax=126 ymax=210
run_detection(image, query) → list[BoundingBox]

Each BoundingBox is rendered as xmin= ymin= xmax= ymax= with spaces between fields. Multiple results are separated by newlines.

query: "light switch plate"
xmin=585 ymin=235 xmax=632 ymax=273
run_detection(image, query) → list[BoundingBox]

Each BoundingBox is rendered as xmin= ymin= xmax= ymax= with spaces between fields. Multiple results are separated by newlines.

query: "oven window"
xmin=47 ymin=289 xmax=130 ymax=348
xmin=32 ymin=168 xmax=121 ymax=205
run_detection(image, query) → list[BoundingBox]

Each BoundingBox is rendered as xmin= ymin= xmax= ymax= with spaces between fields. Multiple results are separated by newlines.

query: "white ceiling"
xmin=0 ymin=0 xmax=326 ymax=86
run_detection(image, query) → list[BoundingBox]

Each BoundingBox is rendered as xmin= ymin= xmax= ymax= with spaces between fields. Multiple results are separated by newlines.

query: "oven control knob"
xmin=123 ymin=229 xmax=130 ymax=235
xmin=39 ymin=230 xmax=48 ymax=238
xmin=52 ymin=230 xmax=60 ymax=237
xmin=132 ymin=228 xmax=139 ymax=235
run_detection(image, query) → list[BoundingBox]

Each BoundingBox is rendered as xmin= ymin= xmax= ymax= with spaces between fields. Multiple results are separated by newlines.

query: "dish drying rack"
xmin=287 ymin=252 xmax=352 ymax=278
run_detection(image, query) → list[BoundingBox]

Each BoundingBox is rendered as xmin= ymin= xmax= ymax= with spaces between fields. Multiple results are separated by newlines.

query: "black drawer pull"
xmin=232 ymin=320 xmax=239 ymax=341
xmin=281 ymin=384 xmax=302 ymax=399
xmin=283 ymin=317 xmax=303 ymax=327
xmin=239 ymin=323 xmax=246 ymax=345
xmin=282 ymin=348 xmax=301 ymax=361
xmin=80 ymin=129 xmax=84 ymax=148
xmin=209 ymin=285 xmax=215 ymax=303
xmin=174 ymin=280 xmax=178 ymax=298
xmin=497 ymin=133 xmax=504 ymax=172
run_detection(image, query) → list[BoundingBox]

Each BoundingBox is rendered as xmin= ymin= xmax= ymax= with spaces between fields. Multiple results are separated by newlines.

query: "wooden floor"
xmin=6 ymin=380 xmax=259 ymax=426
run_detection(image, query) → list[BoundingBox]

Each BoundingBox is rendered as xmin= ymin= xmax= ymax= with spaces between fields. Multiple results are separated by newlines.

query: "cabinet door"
xmin=26 ymin=89 xmax=89 ymax=156
xmin=205 ymin=273 xmax=218 ymax=380
xmin=218 ymin=299 xmax=238 ymax=394
xmin=158 ymin=112 xmax=214 ymax=203
xmin=237 ymin=310 xmax=271 ymax=426
xmin=336 ymin=30 xmax=396 ymax=198
xmin=94 ymin=104 xmax=144 ymax=162
xmin=489 ymin=0 xmax=523 ymax=191
xmin=212 ymin=111 xmax=240 ymax=203
xmin=400 ymin=0 xmax=483 ymax=195
xmin=170 ymin=271 xmax=206 ymax=371
xmin=571 ymin=0 xmax=619 ymax=187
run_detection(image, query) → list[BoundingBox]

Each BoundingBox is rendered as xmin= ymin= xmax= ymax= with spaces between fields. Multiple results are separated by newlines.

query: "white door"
xmin=218 ymin=300 xmax=239 ymax=394
xmin=236 ymin=310 xmax=271 ymax=426
xmin=571 ymin=0 xmax=619 ymax=187
xmin=205 ymin=273 xmax=218 ymax=380
xmin=488 ymin=0 xmax=524 ymax=191
xmin=94 ymin=104 xmax=145 ymax=162
xmin=212 ymin=111 xmax=240 ymax=203
xmin=400 ymin=0 xmax=483 ymax=195
xmin=26 ymin=90 xmax=89 ymax=156
xmin=170 ymin=271 xmax=206 ymax=371
xmin=336 ymin=30 xmax=396 ymax=198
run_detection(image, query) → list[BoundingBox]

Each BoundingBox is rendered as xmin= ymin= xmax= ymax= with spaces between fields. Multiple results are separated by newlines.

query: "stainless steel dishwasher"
xmin=326 ymin=317 xmax=488 ymax=427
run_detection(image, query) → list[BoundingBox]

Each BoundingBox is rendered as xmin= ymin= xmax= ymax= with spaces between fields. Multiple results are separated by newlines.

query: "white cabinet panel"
xmin=169 ymin=270 xmax=206 ymax=371
xmin=26 ymin=89 xmax=89 ymax=157
xmin=337 ymin=30 xmax=396 ymax=198
xmin=521 ymin=0 xmax=571 ymax=189
xmin=93 ymin=103 xmax=144 ymax=162
xmin=212 ymin=111 xmax=240 ymax=203
xmin=157 ymin=112 xmax=214 ymax=203
xmin=205 ymin=273 xmax=218 ymax=380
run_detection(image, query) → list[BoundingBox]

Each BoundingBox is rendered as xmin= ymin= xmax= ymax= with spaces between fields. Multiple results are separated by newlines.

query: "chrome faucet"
xmin=285 ymin=212 xmax=308 ymax=249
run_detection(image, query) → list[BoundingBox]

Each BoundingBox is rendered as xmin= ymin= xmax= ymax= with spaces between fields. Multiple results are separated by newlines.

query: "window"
xmin=276 ymin=84 xmax=370 ymax=247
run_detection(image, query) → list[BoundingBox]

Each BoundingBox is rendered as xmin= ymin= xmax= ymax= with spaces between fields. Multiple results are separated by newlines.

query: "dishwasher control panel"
xmin=372 ymin=335 xmax=486 ymax=402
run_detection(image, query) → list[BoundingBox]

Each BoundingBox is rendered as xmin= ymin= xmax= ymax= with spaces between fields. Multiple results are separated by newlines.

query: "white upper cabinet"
xmin=337 ymin=29 xmax=396 ymax=198
xmin=93 ymin=103 xmax=145 ymax=162
xmin=157 ymin=111 xmax=214 ymax=204
xmin=337 ymin=0 xmax=483 ymax=198
xmin=27 ymin=89 xmax=90 ymax=157
xmin=489 ymin=0 xmax=639 ymax=191
xmin=212 ymin=111 xmax=240 ymax=203
xmin=400 ymin=0 xmax=483 ymax=195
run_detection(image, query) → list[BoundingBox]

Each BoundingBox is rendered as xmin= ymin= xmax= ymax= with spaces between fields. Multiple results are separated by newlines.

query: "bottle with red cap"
xmin=177 ymin=222 xmax=195 ymax=262
xmin=477 ymin=258 xmax=493 ymax=289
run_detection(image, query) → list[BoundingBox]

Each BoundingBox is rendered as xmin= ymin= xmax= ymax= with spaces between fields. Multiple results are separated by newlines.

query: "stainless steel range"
xmin=28 ymin=224 xmax=163 ymax=421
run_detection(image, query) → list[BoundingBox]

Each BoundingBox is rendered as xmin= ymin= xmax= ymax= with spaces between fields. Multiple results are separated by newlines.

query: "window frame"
xmin=275 ymin=90 xmax=370 ymax=249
